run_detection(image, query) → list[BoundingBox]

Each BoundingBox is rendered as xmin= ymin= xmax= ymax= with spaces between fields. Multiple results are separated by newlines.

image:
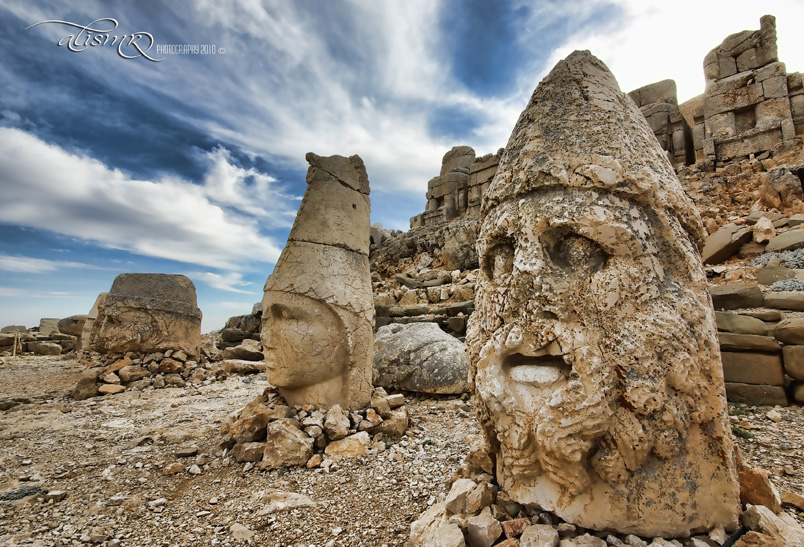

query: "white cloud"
xmin=190 ymin=271 xmax=257 ymax=294
xmin=0 ymin=254 xmax=95 ymax=273
xmin=0 ymin=127 xmax=286 ymax=270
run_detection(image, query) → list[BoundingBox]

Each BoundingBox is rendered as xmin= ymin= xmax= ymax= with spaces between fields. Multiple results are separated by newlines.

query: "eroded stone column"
xmin=262 ymin=153 xmax=373 ymax=410
xmin=466 ymin=51 xmax=740 ymax=537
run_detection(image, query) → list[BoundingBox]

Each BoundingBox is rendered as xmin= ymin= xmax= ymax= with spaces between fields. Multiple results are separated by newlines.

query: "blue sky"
xmin=1 ymin=0 xmax=803 ymax=331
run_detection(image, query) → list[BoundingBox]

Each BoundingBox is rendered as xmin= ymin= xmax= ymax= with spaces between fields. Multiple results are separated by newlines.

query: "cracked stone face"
xmin=263 ymin=291 xmax=347 ymax=389
xmin=260 ymin=153 xmax=373 ymax=411
xmin=466 ymin=51 xmax=739 ymax=537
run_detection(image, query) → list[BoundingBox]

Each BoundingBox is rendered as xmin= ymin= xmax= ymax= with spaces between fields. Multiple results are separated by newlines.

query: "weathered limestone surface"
xmin=373 ymin=323 xmax=470 ymax=395
xmin=465 ymin=51 xmax=739 ymax=536
xmin=87 ymin=275 xmax=201 ymax=357
xmin=262 ymin=153 xmax=373 ymax=410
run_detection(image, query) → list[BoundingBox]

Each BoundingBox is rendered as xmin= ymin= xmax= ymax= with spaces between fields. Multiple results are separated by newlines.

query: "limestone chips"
xmin=261 ymin=153 xmax=373 ymax=410
xmin=466 ymin=51 xmax=740 ymax=536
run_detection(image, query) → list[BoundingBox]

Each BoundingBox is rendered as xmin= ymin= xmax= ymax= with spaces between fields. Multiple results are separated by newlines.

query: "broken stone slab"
xmin=741 ymin=504 xmax=804 ymax=546
xmin=793 ymin=383 xmax=804 ymax=404
xmin=740 ymin=310 xmax=783 ymax=321
xmin=260 ymin=419 xmax=313 ymax=470
xmin=98 ymin=384 xmax=126 ymax=395
xmin=702 ymin=224 xmax=753 ymax=264
xmin=764 ymin=292 xmax=804 ymax=311
xmin=715 ymin=312 xmax=770 ymax=335
xmin=371 ymin=408 xmax=408 ymax=437
xmin=26 ymin=341 xmax=62 ymax=356
xmin=725 ymin=383 xmax=789 ymax=406
xmin=756 ymin=264 xmax=795 ymax=286
xmin=721 ymin=352 xmax=785 ymax=385
xmin=323 ymin=431 xmax=370 ymax=459
xmin=221 ymin=359 xmax=263 ymax=375
xmin=739 ymin=465 xmax=782 ymax=514
xmin=231 ymin=442 xmax=264 ymax=463
xmin=221 ymin=339 xmax=263 ymax=361
xmin=374 ymin=323 xmax=470 ymax=394
xmin=781 ymin=346 xmax=804 ymax=380
xmin=738 ymin=242 xmax=767 ymax=258
xmin=255 ymin=490 xmax=316 ymax=516
xmin=466 ymin=506 xmax=502 ymax=547
xmin=718 ymin=333 xmax=780 ymax=353
xmin=789 ymin=214 xmax=804 ymax=227
xmin=72 ymin=368 xmax=102 ymax=401
xmin=772 ymin=317 xmax=804 ymax=344
xmin=766 ymin=227 xmax=804 ymax=253
xmin=709 ymin=284 xmax=765 ymax=310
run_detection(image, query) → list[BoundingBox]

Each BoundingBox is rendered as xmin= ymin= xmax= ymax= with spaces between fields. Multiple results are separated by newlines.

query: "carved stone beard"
xmin=471 ymin=289 xmax=719 ymax=497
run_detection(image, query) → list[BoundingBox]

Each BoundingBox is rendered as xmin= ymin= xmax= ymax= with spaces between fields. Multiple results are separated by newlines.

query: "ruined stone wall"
xmin=628 ymin=79 xmax=694 ymax=168
xmin=409 ymin=146 xmax=501 ymax=229
xmin=696 ymin=15 xmax=803 ymax=165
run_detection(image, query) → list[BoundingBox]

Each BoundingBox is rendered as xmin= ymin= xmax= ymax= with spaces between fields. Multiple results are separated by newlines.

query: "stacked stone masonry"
xmin=691 ymin=15 xmax=803 ymax=164
xmin=628 ymin=79 xmax=694 ymax=168
xmin=410 ymin=146 xmax=501 ymax=229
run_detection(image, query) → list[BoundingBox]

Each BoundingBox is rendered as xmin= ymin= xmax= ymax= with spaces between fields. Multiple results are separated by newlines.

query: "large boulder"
xmin=87 ymin=274 xmax=202 ymax=358
xmin=374 ymin=323 xmax=470 ymax=394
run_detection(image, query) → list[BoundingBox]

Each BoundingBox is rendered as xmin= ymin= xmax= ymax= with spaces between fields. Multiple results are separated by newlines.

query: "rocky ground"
xmin=0 ymin=356 xmax=802 ymax=547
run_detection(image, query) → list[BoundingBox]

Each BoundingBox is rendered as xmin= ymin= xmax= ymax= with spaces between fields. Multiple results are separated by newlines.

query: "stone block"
xmin=756 ymin=264 xmax=794 ymax=285
xmin=716 ymin=127 xmax=782 ymax=161
xmin=718 ymin=333 xmax=780 ymax=354
xmin=792 ymin=382 xmax=804 ymax=404
xmin=790 ymin=213 xmax=804 ymax=227
xmin=704 ymin=83 xmax=762 ymax=117
xmin=782 ymin=346 xmax=804 ymax=380
xmin=764 ymin=292 xmax=804 ymax=312
xmin=630 ymin=79 xmax=677 ymax=107
xmin=762 ymin=76 xmax=789 ymax=100
xmin=765 ymin=228 xmax=804 ymax=252
xmin=736 ymin=48 xmax=760 ymax=72
xmin=715 ymin=312 xmax=769 ymax=335
xmin=720 ymin=352 xmax=784 ymax=385
xmin=756 ymin=98 xmax=792 ymax=127
xmin=773 ymin=317 xmax=804 ymax=344
xmin=707 ymin=112 xmax=736 ymax=139
xmin=27 ymin=341 xmax=62 ymax=355
xmin=701 ymin=224 xmax=752 ymax=264
xmin=709 ymin=284 xmax=764 ymax=310
xmin=756 ymin=62 xmax=787 ymax=82
xmin=782 ymin=119 xmax=795 ymax=141
xmin=725 ymin=383 xmax=788 ymax=406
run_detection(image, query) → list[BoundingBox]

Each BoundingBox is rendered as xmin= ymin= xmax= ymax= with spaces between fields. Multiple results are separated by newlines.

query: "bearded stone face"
xmin=467 ymin=185 xmax=737 ymax=535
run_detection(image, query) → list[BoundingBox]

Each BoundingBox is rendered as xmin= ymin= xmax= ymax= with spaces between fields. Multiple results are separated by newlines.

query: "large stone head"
xmin=261 ymin=153 xmax=373 ymax=411
xmin=466 ymin=51 xmax=739 ymax=536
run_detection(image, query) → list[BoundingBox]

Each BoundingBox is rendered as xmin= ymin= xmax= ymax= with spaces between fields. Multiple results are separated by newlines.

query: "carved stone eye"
xmin=547 ymin=232 xmax=607 ymax=274
xmin=484 ymin=242 xmax=515 ymax=282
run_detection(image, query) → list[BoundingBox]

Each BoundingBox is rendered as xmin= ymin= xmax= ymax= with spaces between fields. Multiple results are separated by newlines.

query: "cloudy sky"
xmin=1 ymin=0 xmax=803 ymax=331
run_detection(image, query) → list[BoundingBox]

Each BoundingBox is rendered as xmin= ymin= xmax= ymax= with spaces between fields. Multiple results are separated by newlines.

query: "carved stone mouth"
xmin=503 ymin=352 xmax=570 ymax=386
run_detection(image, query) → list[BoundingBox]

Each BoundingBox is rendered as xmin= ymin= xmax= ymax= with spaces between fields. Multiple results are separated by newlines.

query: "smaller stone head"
xmin=261 ymin=153 xmax=373 ymax=410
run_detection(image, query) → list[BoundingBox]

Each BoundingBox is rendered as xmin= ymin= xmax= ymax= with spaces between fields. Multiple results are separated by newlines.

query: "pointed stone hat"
xmin=483 ymin=50 xmax=706 ymax=248
xmin=263 ymin=152 xmax=373 ymax=322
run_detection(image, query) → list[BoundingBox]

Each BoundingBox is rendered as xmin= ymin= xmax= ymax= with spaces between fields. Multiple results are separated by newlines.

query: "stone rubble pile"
xmin=72 ymin=348 xmax=226 ymax=401
xmin=700 ymin=209 xmax=804 ymax=405
xmin=222 ymin=386 xmax=409 ymax=470
xmin=409 ymin=456 xmax=804 ymax=547
xmin=0 ymin=316 xmax=87 ymax=357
